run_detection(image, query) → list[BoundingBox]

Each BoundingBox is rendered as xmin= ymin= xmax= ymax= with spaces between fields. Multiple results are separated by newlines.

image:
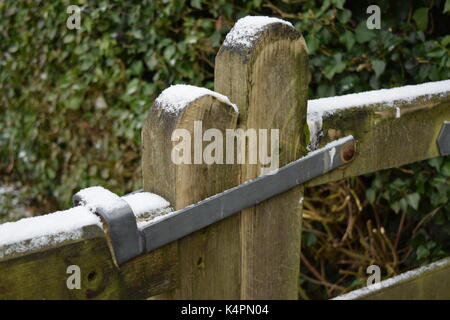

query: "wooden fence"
xmin=1 ymin=16 xmax=450 ymax=300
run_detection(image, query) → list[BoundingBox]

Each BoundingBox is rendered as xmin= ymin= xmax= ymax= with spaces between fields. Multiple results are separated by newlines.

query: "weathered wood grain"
xmin=334 ymin=257 xmax=450 ymax=300
xmin=142 ymin=94 xmax=240 ymax=299
xmin=307 ymin=93 xmax=450 ymax=186
xmin=0 ymin=235 xmax=178 ymax=299
xmin=215 ymin=21 xmax=309 ymax=299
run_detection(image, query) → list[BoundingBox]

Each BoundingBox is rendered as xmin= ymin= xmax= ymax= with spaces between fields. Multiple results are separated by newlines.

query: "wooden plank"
xmin=334 ymin=257 xmax=450 ymax=300
xmin=0 ymin=204 xmax=178 ymax=299
xmin=307 ymin=91 xmax=450 ymax=186
xmin=214 ymin=17 xmax=309 ymax=299
xmin=142 ymin=92 xmax=240 ymax=299
xmin=0 ymin=235 xmax=178 ymax=299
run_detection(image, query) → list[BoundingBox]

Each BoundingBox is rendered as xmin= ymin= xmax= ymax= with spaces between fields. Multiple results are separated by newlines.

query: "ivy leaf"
xmin=427 ymin=48 xmax=446 ymax=58
xmin=303 ymin=232 xmax=317 ymax=247
xmin=126 ymin=78 xmax=140 ymax=96
xmin=444 ymin=0 xmax=450 ymax=14
xmin=190 ymin=0 xmax=202 ymax=9
xmin=399 ymin=198 xmax=408 ymax=212
xmin=366 ymin=188 xmax=376 ymax=203
xmin=339 ymin=30 xmax=355 ymax=51
xmin=441 ymin=161 xmax=450 ymax=177
xmin=305 ymin=34 xmax=320 ymax=54
xmin=332 ymin=0 xmax=345 ymax=10
xmin=391 ymin=201 xmax=400 ymax=213
xmin=324 ymin=61 xmax=346 ymax=80
xmin=338 ymin=9 xmax=352 ymax=24
xmin=428 ymin=157 xmax=443 ymax=170
xmin=413 ymin=7 xmax=429 ymax=31
xmin=163 ymin=45 xmax=176 ymax=60
xmin=371 ymin=59 xmax=386 ymax=78
xmin=442 ymin=35 xmax=450 ymax=47
xmin=406 ymin=193 xmax=420 ymax=210
xmin=416 ymin=245 xmax=429 ymax=260
xmin=355 ymin=22 xmax=376 ymax=43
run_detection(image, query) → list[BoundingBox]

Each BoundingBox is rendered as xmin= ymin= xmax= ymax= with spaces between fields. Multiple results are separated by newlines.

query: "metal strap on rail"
xmin=74 ymin=135 xmax=356 ymax=265
xmin=73 ymin=190 xmax=145 ymax=266
xmin=438 ymin=121 xmax=450 ymax=156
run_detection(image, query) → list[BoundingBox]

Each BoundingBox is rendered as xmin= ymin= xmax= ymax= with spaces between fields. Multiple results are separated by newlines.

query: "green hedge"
xmin=1 ymin=0 xmax=449 ymax=297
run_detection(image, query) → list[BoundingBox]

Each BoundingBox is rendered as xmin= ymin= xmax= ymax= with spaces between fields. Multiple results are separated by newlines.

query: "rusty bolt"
xmin=341 ymin=143 xmax=355 ymax=162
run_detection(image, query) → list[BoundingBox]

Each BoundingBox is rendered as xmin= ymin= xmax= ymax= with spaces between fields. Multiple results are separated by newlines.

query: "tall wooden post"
xmin=142 ymin=91 xmax=242 ymax=299
xmin=215 ymin=17 xmax=309 ymax=299
xmin=142 ymin=16 xmax=309 ymax=299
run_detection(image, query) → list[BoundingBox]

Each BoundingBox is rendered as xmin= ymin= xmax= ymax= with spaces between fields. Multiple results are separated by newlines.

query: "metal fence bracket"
xmin=72 ymin=136 xmax=355 ymax=265
xmin=73 ymin=188 xmax=144 ymax=266
xmin=438 ymin=121 xmax=450 ymax=156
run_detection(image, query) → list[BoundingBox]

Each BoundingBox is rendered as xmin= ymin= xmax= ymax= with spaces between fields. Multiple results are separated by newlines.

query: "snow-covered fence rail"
xmin=334 ymin=257 xmax=450 ymax=300
xmin=1 ymin=16 xmax=450 ymax=300
xmin=307 ymin=79 xmax=450 ymax=187
xmin=0 ymin=188 xmax=178 ymax=299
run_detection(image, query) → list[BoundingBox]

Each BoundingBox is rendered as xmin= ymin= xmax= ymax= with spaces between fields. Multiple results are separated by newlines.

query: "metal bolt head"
xmin=437 ymin=121 xmax=450 ymax=156
xmin=341 ymin=142 xmax=356 ymax=162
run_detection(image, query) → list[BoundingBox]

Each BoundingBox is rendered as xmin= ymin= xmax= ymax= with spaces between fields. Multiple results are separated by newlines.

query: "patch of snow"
xmin=0 ymin=206 xmax=102 ymax=259
xmin=0 ymin=187 xmax=174 ymax=258
xmin=329 ymin=147 xmax=336 ymax=169
xmin=309 ymin=79 xmax=450 ymax=114
xmin=76 ymin=186 xmax=173 ymax=220
xmin=0 ymin=185 xmax=16 ymax=195
xmin=223 ymin=16 xmax=293 ymax=49
xmin=122 ymin=192 xmax=171 ymax=218
xmin=75 ymin=186 xmax=122 ymax=212
xmin=155 ymin=84 xmax=238 ymax=114
xmin=307 ymin=112 xmax=323 ymax=151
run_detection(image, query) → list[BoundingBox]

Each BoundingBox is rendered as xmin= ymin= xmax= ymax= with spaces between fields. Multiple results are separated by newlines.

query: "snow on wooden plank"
xmin=334 ymin=257 xmax=450 ymax=300
xmin=0 ymin=206 xmax=102 ymax=260
xmin=0 ymin=187 xmax=172 ymax=261
xmin=309 ymin=79 xmax=450 ymax=115
xmin=307 ymin=79 xmax=450 ymax=150
xmin=154 ymin=84 xmax=238 ymax=114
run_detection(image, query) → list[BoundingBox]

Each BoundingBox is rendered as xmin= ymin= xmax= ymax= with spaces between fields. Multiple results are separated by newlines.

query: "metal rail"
xmin=74 ymin=135 xmax=355 ymax=265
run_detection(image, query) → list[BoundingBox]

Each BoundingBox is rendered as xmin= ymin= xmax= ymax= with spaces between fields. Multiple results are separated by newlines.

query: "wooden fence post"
xmin=142 ymin=16 xmax=309 ymax=299
xmin=142 ymin=89 xmax=241 ymax=299
xmin=214 ymin=17 xmax=309 ymax=299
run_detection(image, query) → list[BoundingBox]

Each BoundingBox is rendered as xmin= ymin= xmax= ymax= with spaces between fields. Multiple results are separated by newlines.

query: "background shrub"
xmin=1 ymin=0 xmax=449 ymax=298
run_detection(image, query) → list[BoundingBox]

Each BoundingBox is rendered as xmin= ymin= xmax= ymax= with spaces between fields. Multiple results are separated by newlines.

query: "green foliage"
xmin=367 ymin=157 xmax=450 ymax=264
xmin=0 ymin=0 xmax=449 ymax=298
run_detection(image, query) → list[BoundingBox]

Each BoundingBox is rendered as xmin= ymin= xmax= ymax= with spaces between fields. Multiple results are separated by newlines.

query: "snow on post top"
xmin=223 ymin=16 xmax=294 ymax=49
xmin=154 ymin=84 xmax=238 ymax=114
